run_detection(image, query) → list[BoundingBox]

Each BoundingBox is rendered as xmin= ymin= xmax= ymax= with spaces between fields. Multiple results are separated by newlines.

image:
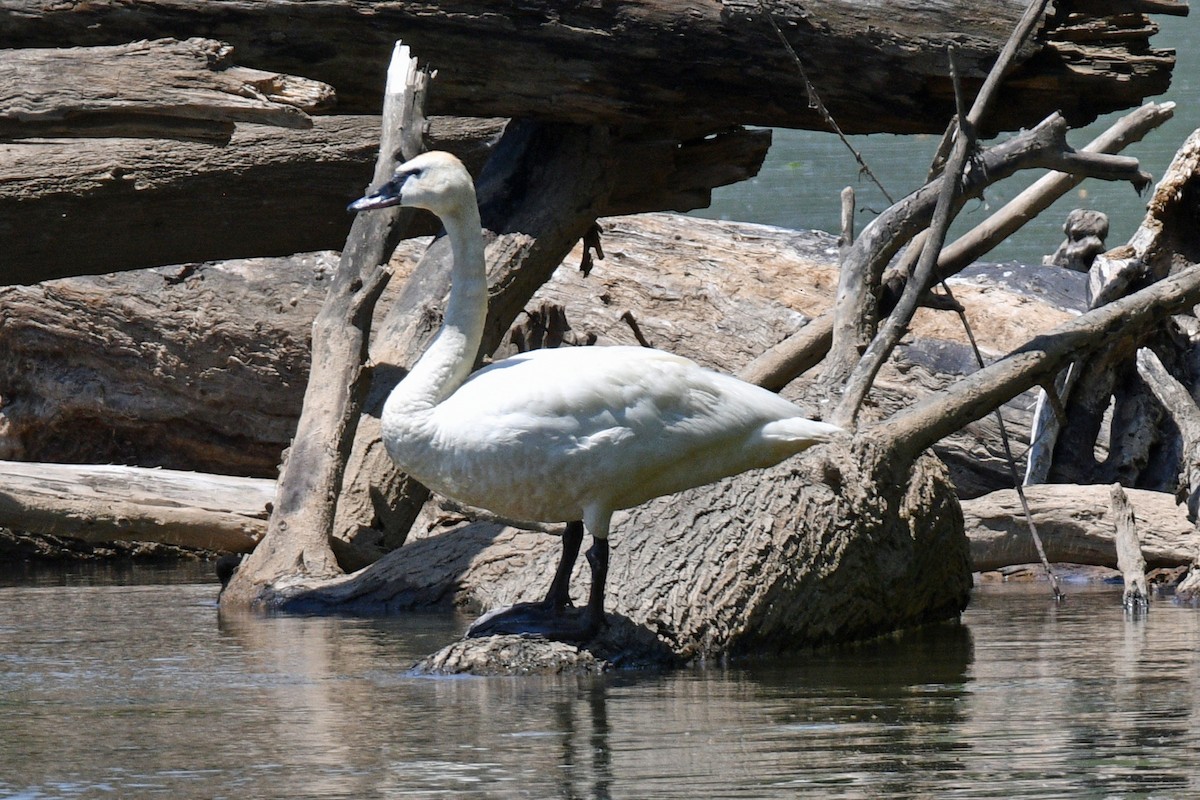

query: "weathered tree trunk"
xmin=1 ymin=35 xmax=768 ymax=282
xmin=0 ymin=115 xmax=497 ymax=284
xmin=0 ymin=37 xmax=331 ymax=139
xmin=0 ymin=460 xmax=266 ymax=553
xmin=1109 ymin=483 xmax=1150 ymax=607
xmin=0 ymin=251 xmax=336 ymax=474
xmin=0 ymin=0 xmax=1181 ymax=135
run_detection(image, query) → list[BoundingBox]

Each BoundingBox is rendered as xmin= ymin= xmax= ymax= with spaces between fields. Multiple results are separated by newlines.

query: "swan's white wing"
xmin=419 ymin=346 xmax=836 ymax=519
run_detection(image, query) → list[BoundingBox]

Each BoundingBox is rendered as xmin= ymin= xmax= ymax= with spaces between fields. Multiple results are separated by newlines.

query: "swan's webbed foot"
xmin=466 ymin=527 xmax=608 ymax=644
xmin=465 ymin=602 xmax=602 ymax=642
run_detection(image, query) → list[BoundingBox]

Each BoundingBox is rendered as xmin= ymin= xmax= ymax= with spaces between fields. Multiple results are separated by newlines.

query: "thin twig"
xmin=939 ymin=277 xmax=1063 ymax=599
xmin=757 ymin=1 xmax=893 ymax=204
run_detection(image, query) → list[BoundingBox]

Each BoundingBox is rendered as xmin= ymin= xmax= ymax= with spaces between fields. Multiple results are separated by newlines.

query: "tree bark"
xmin=0 ymin=0 xmax=1181 ymax=135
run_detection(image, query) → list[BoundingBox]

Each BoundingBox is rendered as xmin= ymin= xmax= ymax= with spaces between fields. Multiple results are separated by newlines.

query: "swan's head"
xmin=348 ymin=151 xmax=474 ymax=218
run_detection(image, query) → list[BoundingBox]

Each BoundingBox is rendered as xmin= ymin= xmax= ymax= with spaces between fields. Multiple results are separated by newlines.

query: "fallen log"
xmin=0 ymin=115 xmax=498 ymax=284
xmin=0 ymin=0 xmax=1181 ymax=135
xmin=3 ymin=102 xmax=767 ymax=282
xmin=963 ymin=483 xmax=1196 ymax=572
xmin=0 ymin=37 xmax=331 ymax=140
xmin=0 ymin=459 xmax=267 ymax=553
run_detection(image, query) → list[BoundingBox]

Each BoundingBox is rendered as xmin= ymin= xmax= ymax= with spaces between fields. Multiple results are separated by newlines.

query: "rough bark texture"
xmin=0 ymin=37 xmax=331 ymax=139
xmin=0 ymin=115 xmax=497 ymax=284
xmin=0 ymin=0 xmax=1180 ymax=135
xmin=963 ymin=483 xmax=1197 ymax=571
xmin=0 ymin=252 xmax=332 ymax=474
xmin=272 ymin=438 xmax=972 ymax=668
xmin=0 ymin=460 xmax=266 ymax=552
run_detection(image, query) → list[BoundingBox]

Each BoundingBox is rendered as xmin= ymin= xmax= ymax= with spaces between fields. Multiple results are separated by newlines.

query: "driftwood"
xmin=0 ymin=115 xmax=499 ymax=284
xmin=2 ymin=111 xmax=769 ymax=283
xmin=0 ymin=37 xmax=331 ymax=139
xmin=0 ymin=252 xmax=334 ymax=474
xmin=964 ymin=484 xmax=1196 ymax=572
xmin=0 ymin=459 xmax=266 ymax=552
xmin=1032 ymin=128 xmax=1200 ymax=491
xmin=1109 ymin=483 xmax=1149 ymax=607
xmin=1136 ymin=347 xmax=1200 ymax=599
xmin=0 ymin=35 xmax=769 ymax=282
xmin=0 ymin=0 xmax=1181 ymax=135
xmin=739 ymin=100 xmax=1172 ymax=393
xmin=219 ymin=43 xmax=428 ymax=607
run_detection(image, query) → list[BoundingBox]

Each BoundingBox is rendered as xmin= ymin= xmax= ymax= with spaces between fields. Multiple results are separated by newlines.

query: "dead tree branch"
xmin=220 ymin=43 xmax=427 ymax=608
xmin=882 ymin=263 xmax=1200 ymax=465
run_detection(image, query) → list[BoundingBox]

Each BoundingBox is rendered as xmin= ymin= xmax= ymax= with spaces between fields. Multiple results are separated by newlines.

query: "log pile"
xmin=3 ymin=3 xmax=1198 ymax=670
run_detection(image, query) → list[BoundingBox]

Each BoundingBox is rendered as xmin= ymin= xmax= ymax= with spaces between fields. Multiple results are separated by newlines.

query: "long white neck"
xmin=385 ymin=200 xmax=487 ymax=417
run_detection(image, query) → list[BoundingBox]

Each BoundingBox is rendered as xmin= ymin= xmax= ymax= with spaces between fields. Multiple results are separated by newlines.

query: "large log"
xmin=0 ymin=0 xmax=1183 ymax=135
xmin=2 ymin=103 xmax=767 ymax=282
xmin=0 ymin=37 xmax=332 ymax=139
xmin=0 ymin=459 xmax=267 ymax=552
xmin=963 ymin=483 xmax=1196 ymax=571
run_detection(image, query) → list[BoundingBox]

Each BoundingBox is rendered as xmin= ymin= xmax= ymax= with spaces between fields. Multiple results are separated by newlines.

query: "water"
xmin=3 ymin=565 xmax=1199 ymax=799
xmin=697 ymin=14 xmax=1199 ymax=266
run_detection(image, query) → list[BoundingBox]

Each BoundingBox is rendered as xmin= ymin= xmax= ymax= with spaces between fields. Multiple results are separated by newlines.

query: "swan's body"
xmin=387 ymin=345 xmax=838 ymax=537
xmin=350 ymin=152 xmax=842 ymax=640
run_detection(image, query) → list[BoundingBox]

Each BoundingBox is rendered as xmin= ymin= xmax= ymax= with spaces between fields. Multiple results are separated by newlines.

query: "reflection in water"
xmin=2 ymin=569 xmax=1200 ymax=799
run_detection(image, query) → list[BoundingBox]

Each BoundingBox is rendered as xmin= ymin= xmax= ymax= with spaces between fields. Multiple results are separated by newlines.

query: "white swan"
xmin=349 ymin=151 xmax=844 ymax=641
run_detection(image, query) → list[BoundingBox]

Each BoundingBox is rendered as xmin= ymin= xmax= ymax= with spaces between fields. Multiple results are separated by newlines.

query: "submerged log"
xmin=0 ymin=0 xmax=1182 ymax=135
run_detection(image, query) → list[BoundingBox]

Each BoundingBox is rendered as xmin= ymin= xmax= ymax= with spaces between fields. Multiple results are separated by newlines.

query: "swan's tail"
xmin=760 ymin=417 xmax=846 ymax=448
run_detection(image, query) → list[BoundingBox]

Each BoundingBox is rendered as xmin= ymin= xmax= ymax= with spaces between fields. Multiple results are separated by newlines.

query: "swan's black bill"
xmin=347 ymin=176 xmax=406 ymax=212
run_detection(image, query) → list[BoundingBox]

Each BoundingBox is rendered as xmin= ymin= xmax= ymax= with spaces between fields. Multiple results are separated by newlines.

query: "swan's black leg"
xmin=577 ymin=538 xmax=609 ymax=639
xmin=542 ymin=520 xmax=584 ymax=610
